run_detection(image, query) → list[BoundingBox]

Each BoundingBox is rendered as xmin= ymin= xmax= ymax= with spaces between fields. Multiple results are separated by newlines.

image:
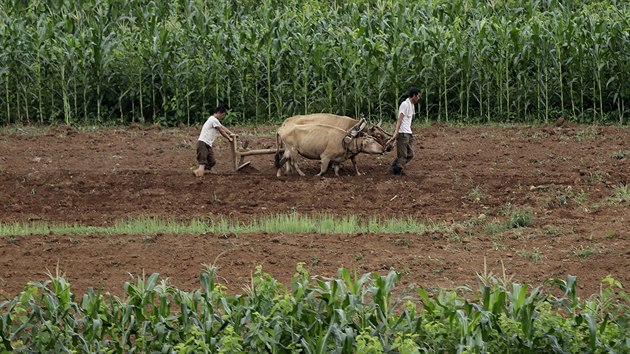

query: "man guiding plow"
xmin=193 ymin=105 xmax=236 ymax=177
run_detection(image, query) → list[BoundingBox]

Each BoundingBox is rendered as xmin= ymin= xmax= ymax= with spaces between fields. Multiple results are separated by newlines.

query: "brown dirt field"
xmin=0 ymin=121 xmax=628 ymax=300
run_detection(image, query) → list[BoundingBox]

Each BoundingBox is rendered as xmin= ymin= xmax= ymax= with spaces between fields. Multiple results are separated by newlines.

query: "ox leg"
xmin=285 ymin=148 xmax=305 ymax=176
xmin=284 ymin=158 xmax=294 ymax=175
xmin=276 ymin=163 xmax=284 ymax=177
xmin=291 ymin=159 xmax=306 ymax=176
xmin=350 ymin=156 xmax=361 ymax=176
xmin=276 ymin=150 xmax=291 ymax=177
xmin=317 ymin=158 xmax=331 ymax=177
xmin=333 ymin=163 xmax=341 ymax=176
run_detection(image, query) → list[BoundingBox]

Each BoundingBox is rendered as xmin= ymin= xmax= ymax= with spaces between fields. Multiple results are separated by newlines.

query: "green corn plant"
xmin=2 ymin=266 xmax=630 ymax=352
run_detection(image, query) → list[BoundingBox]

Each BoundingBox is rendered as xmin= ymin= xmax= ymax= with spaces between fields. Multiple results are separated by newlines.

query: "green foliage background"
xmin=0 ymin=0 xmax=628 ymax=126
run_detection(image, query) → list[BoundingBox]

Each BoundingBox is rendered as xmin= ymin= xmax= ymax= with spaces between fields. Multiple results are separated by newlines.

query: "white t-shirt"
xmin=198 ymin=115 xmax=222 ymax=146
xmin=397 ymin=98 xmax=415 ymax=134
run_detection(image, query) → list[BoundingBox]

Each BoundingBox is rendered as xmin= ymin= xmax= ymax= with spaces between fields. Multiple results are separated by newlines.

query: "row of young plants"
xmin=0 ymin=214 xmax=439 ymax=237
xmin=0 ymin=0 xmax=628 ymax=126
xmin=1 ymin=264 xmax=628 ymax=353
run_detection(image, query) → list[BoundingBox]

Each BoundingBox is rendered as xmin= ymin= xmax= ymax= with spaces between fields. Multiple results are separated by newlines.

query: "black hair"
xmin=214 ymin=104 xmax=228 ymax=114
xmin=408 ymin=87 xmax=420 ymax=98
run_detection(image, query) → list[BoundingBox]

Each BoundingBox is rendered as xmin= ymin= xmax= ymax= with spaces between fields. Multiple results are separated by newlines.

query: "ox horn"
xmin=348 ymin=118 xmax=367 ymax=138
xmin=358 ymin=118 xmax=367 ymax=132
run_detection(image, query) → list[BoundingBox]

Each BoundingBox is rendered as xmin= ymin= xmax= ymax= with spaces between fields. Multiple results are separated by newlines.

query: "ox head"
xmin=358 ymin=135 xmax=385 ymax=155
xmin=365 ymin=119 xmax=394 ymax=152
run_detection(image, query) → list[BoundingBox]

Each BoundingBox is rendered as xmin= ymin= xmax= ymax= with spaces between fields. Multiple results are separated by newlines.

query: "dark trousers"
xmin=196 ymin=141 xmax=216 ymax=169
xmin=391 ymin=133 xmax=413 ymax=172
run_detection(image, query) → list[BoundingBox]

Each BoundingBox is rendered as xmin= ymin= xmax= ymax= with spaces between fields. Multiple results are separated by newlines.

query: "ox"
xmin=281 ymin=113 xmax=393 ymax=150
xmin=275 ymin=121 xmax=384 ymax=177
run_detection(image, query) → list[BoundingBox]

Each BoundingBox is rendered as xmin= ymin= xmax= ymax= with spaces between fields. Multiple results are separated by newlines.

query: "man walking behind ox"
xmin=388 ymin=87 xmax=420 ymax=176
xmin=193 ymin=105 xmax=235 ymax=177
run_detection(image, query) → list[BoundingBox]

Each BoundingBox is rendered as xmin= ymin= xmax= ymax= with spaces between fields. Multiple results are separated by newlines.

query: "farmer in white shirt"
xmin=388 ymin=87 xmax=420 ymax=176
xmin=193 ymin=105 xmax=235 ymax=177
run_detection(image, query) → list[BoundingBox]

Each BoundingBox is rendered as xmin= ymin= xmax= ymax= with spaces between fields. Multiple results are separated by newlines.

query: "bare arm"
xmin=393 ymin=111 xmax=404 ymax=138
xmin=217 ymin=126 xmax=234 ymax=141
xmin=388 ymin=112 xmax=404 ymax=145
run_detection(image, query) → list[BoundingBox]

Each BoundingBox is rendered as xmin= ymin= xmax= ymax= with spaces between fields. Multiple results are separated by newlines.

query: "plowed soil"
xmin=1 ymin=121 xmax=629 ymax=299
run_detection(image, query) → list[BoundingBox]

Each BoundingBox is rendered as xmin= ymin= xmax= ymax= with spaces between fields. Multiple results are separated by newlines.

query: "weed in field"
xmin=4 ymin=235 xmax=17 ymax=244
xmin=573 ymin=245 xmax=595 ymax=259
xmin=508 ymin=228 xmax=526 ymax=240
xmin=584 ymin=170 xmax=608 ymax=185
xmin=212 ymin=193 xmax=221 ymax=204
xmin=573 ymin=190 xmax=587 ymax=205
xmin=491 ymin=236 xmax=506 ymax=250
xmin=355 ymin=252 xmax=364 ymax=261
xmin=543 ymin=225 xmax=562 ymax=236
xmin=467 ymin=185 xmax=484 ymax=201
xmin=610 ymin=184 xmax=630 ymax=204
xmin=518 ymin=247 xmax=544 ymax=263
xmin=573 ymin=127 xmax=599 ymax=141
xmin=554 ymin=191 xmax=570 ymax=207
xmin=531 ymin=248 xmax=544 ymax=263
xmin=611 ymin=150 xmax=630 ymax=160
xmin=449 ymin=232 xmax=462 ymax=242
xmin=605 ymin=230 xmax=617 ymax=239
xmin=505 ymin=208 xmax=533 ymax=228
xmin=545 ymin=186 xmax=587 ymax=208
xmin=484 ymin=221 xmax=506 ymax=235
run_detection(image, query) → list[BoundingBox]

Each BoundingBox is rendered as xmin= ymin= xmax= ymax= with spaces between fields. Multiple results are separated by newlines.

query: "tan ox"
xmin=275 ymin=123 xmax=384 ymax=177
xmin=281 ymin=113 xmax=393 ymax=149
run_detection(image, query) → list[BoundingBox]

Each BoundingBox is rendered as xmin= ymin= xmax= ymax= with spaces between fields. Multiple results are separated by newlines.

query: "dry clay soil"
xmin=0 ymin=121 xmax=629 ymax=299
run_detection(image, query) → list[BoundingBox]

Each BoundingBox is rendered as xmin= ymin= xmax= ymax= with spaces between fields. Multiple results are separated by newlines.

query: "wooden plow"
xmin=230 ymin=135 xmax=283 ymax=171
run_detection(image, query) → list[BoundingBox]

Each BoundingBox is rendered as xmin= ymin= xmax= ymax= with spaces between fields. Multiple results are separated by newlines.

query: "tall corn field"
xmin=0 ymin=0 xmax=628 ymax=126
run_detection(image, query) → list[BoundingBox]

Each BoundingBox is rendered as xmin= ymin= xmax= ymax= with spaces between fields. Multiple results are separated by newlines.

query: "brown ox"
xmin=281 ymin=113 xmax=393 ymax=150
xmin=275 ymin=123 xmax=384 ymax=177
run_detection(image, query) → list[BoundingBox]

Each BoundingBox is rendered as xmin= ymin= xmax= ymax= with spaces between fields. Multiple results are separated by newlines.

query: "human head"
xmin=408 ymin=87 xmax=420 ymax=104
xmin=213 ymin=104 xmax=228 ymax=119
